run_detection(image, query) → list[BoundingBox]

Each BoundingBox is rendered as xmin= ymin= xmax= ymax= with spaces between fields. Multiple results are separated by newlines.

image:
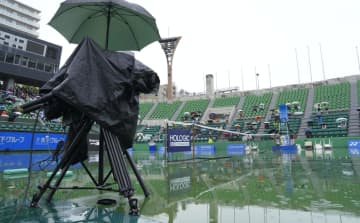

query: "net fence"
xmin=167 ymin=120 xmax=276 ymax=141
xmin=164 ymin=120 xmax=278 ymax=162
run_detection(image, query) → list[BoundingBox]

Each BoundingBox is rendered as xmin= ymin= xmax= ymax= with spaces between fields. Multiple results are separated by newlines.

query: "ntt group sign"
xmin=167 ymin=128 xmax=191 ymax=152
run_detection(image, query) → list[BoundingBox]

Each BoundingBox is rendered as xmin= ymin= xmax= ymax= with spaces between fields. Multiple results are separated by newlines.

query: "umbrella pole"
xmin=105 ymin=5 xmax=111 ymax=50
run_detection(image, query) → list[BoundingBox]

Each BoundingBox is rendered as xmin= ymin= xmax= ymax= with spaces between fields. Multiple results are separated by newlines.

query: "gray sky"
xmin=22 ymin=0 xmax=360 ymax=93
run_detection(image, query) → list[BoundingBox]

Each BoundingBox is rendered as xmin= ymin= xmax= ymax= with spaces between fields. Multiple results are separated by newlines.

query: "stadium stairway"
xmin=143 ymin=102 xmax=158 ymax=120
xmin=200 ymin=98 xmax=215 ymax=123
xmin=226 ymin=96 xmax=245 ymax=129
xmin=348 ymin=80 xmax=360 ymax=136
xmin=170 ymin=101 xmax=185 ymax=121
xmin=257 ymin=92 xmax=278 ymax=136
xmin=297 ymin=86 xmax=314 ymax=138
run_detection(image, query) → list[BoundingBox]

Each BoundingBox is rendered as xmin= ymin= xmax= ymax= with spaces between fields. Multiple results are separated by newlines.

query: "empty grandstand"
xmin=176 ymin=98 xmax=209 ymax=121
xmin=148 ymin=101 xmax=181 ymax=120
xmin=131 ymin=77 xmax=357 ymax=144
xmin=2 ymin=75 xmax=360 ymax=145
xmin=313 ymin=82 xmax=350 ymax=111
xmin=139 ymin=102 xmax=154 ymax=119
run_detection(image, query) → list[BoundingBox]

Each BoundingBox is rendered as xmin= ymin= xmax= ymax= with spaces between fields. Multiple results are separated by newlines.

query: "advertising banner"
xmin=0 ymin=131 xmax=66 ymax=151
xmin=87 ymin=133 xmax=99 ymax=151
xmin=279 ymin=104 xmax=288 ymax=122
xmin=167 ymin=128 xmax=191 ymax=152
xmin=348 ymin=140 xmax=360 ymax=156
xmin=195 ymin=144 xmax=215 ymax=156
xmin=168 ymin=166 xmax=192 ymax=197
xmin=0 ymin=152 xmax=80 ymax=171
xmin=227 ymin=144 xmax=246 ymax=155
xmin=158 ymin=146 xmax=165 ymax=155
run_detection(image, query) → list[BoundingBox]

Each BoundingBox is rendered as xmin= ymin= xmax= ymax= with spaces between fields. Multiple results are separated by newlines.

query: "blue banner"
xmin=272 ymin=145 xmax=298 ymax=154
xmin=195 ymin=144 xmax=215 ymax=156
xmin=227 ymin=144 xmax=246 ymax=155
xmin=149 ymin=143 xmax=157 ymax=152
xmin=0 ymin=131 xmax=66 ymax=151
xmin=167 ymin=128 xmax=191 ymax=152
xmin=0 ymin=152 xmax=79 ymax=171
xmin=158 ymin=146 xmax=165 ymax=155
xmin=279 ymin=104 xmax=288 ymax=123
xmin=348 ymin=140 xmax=360 ymax=156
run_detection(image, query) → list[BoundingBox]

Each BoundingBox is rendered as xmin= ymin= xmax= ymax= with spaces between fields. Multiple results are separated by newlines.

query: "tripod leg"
xmin=103 ymin=129 xmax=133 ymax=196
xmin=124 ymin=149 xmax=150 ymax=197
xmin=30 ymin=119 xmax=93 ymax=207
xmin=128 ymin=197 xmax=139 ymax=216
xmin=31 ymin=147 xmax=76 ymax=207
xmin=98 ymin=129 xmax=105 ymax=185
xmin=103 ymin=129 xmax=141 ymax=215
xmin=46 ymin=160 xmax=72 ymax=202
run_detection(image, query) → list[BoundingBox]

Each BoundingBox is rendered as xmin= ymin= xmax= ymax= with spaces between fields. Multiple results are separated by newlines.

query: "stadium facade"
xmin=0 ymin=0 xmax=61 ymax=89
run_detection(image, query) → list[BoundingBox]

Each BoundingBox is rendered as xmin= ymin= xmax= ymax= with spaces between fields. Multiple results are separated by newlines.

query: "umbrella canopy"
xmin=49 ymin=0 xmax=161 ymax=51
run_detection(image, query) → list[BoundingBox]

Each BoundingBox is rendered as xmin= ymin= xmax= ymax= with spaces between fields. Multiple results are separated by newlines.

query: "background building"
xmin=0 ymin=0 xmax=61 ymax=89
xmin=0 ymin=0 xmax=40 ymax=37
xmin=158 ymin=83 xmax=177 ymax=100
xmin=206 ymin=74 xmax=214 ymax=97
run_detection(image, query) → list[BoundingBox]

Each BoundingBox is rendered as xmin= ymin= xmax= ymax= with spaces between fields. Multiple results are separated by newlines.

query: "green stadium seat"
xmin=176 ymin=99 xmax=209 ymax=121
xmin=213 ymin=96 xmax=240 ymax=108
xmin=313 ymin=82 xmax=350 ymax=111
xmin=149 ymin=101 xmax=181 ymax=120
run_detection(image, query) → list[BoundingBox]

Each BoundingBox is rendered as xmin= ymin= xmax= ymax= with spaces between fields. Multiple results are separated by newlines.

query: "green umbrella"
xmin=49 ymin=0 xmax=161 ymax=51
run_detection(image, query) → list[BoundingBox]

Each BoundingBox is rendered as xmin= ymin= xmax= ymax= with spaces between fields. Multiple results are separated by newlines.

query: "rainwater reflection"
xmin=1 ymin=148 xmax=360 ymax=223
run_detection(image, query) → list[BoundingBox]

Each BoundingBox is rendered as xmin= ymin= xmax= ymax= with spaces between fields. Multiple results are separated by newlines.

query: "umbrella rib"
xmin=68 ymin=7 xmax=108 ymax=44
xmin=112 ymin=12 xmax=140 ymax=50
xmin=50 ymin=4 xmax=105 ymax=21
xmin=112 ymin=5 xmax=159 ymax=34
xmin=69 ymin=13 xmax=104 ymax=43
xmin=52 ymin=4 xmax=109 ymax=44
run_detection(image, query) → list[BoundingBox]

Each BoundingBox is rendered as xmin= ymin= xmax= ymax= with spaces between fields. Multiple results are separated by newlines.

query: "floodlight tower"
xmin=159 ymin=36 xmax=181 ymax=100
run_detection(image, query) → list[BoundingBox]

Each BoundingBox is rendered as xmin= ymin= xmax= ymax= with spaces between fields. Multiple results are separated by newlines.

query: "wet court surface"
xmin=1 ymin=148 xmax=360 ymax=223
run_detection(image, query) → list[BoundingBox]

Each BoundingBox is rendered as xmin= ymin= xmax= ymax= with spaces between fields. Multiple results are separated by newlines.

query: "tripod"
xmin=29 ymin=114 xmax=149 ymax=215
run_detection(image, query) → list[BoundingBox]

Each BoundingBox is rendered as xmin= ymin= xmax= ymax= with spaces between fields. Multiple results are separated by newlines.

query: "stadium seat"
xmin=212 ymin=96 xmax=240 ymax=108
xmin=176 ymin=99 xmax=209 ymax=121
xmin=149 ymin=101 xmax=181 ymax=120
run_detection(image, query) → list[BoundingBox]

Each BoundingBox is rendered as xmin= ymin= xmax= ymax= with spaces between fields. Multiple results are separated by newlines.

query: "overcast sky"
xmin=21 ymin=0 xmax=360 ymax=93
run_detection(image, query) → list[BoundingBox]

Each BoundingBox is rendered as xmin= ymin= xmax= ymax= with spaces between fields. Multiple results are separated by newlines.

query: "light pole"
xmin=241 ymin=66 xmax=244 ymax=91
xmin=307 ymin=45 xmax=313 ymax=83
xmin=256 ymin=73 xmax=260 ymax=90
xmin=268 ymin=64 xmax=271 ymax=88
xmin=356 ymin=46 xmax=360 ymax=73
xmin=319 ymin=43 xmax=325 ymax=80
xmin=159 ymin=37 xmax=181 ymax=100
xmin=295 ymin=48 xmax=300 ymax=84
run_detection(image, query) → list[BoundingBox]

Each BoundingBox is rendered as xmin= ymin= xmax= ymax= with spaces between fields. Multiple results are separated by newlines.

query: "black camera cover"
xmin=40 ymin=37 xmax=159 ymax=150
